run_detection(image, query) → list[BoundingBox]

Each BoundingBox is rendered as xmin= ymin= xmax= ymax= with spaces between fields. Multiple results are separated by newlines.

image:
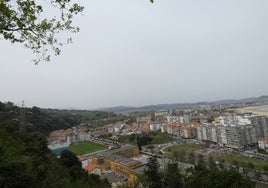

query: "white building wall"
xmin=150 ymin=124 xmax=161 ymax=131
xmin=196 ymin=126 xmax=203 ymax=140
xmin=161 ymin=125 xmax=167 ymax=133
xmin=258 ymin=140 xmax=268 ymax=150
xmin=218 ymin=127 xmax=227 ymax=144
xmin=211 ymin=127 xmax=217 ymax=143
xmin=81 ymin=160 xmax=88 ymax=168
xmin=202 ymin=127 xmax=207 ymax=140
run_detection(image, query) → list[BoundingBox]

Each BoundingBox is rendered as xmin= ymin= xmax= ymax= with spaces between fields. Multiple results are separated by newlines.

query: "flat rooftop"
xmin=95 ymin=145 xmax=141 ymax=168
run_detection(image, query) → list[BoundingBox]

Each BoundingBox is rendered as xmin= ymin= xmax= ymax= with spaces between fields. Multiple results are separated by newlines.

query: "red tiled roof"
xmin=85 ymin=164 xmax=99 ymax=172
xmin=259 ymin=137 xmax=268 ymax=142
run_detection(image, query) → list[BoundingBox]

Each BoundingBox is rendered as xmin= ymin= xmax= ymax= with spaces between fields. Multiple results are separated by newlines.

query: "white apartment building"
xmin=149 ymin=123 xmax=161 ymax=131
xmin=197 ymin=123 xmax=258 ymax=149
xmin=218 ymin=115 xmax=251 ymax=126
xmin=167 ymin=116 xmax=180 ymax=123
xmin=217 ymin=126 xmax=227 ymax=145
xmin=250 ymin=116 xmax=268 ymax=137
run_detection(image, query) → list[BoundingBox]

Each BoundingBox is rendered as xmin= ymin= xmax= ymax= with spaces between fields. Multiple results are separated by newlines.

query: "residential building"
xmin=258 ymin=137 xmax=268 ymax=152
xmin=149 ymin=123 xmax=162 ymax=131
xmin=181 ymin=126 xmax=196 ymax=139
xmin=85 ymin=164 xmax=101 ymax=175
xmin=197 ymin=123 xmax=258 ymax=149
xmin=77 ymin=155 xmax=89 ymax=168
xmin=92 ymin=145 xmax=142 ymax=181
xmin=166 ymin=123 xmax=182 ymax=136
xmin=250 ymin=116 xmax=268 ymax=137
xmin=217 ymin=126 xmax=227 ymax=145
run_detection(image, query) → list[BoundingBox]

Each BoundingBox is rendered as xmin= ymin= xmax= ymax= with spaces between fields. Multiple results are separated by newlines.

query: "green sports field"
xmin=70 ymin=142 xmax=107 ymax=155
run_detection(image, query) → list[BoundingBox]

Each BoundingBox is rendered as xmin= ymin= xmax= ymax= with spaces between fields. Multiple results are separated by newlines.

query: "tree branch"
xmin=3 ymin=27 xmax=32 ymax=32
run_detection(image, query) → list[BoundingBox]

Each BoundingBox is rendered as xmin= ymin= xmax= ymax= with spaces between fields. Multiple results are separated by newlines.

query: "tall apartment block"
xmin=250 ymin=116 xmax=268 ymax=137
xmin=197 ymin=123 xmax=258 ymax=149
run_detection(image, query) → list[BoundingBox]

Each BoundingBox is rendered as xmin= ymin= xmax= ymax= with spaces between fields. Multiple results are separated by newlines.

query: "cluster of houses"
xmin=46 ymin=109 xmax=268 ymax=187
xmin=48 ymin=112 xmax=268 ymax=155
xmin=76 ymin=145 xmax=148 ymax=187
xmin=47 ymin=127 xmax=91 ymax=155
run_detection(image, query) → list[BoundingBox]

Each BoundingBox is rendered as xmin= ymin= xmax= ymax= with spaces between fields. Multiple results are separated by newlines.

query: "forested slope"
xmin=0 ymin=101 xmax=118 ymax=135
xmin=0 ymin=123 xmax=111 ymax=188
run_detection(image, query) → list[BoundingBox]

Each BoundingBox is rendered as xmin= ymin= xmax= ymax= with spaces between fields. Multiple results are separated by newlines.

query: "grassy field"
xmin=166 ymin=143 xmax=207 ymax=154
xmin=215 ymin=153 xmax=268 ymax=170
xmin=70 ymin=142 xmax=107 ymax=155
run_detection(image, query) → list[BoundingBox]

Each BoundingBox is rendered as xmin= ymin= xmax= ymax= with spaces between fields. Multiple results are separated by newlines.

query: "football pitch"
xmin=70 ymin=142 xmax=107 ymax=155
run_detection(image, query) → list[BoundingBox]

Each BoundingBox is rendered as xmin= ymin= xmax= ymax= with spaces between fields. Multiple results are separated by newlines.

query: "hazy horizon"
xmin=1 ymin=94 xmax=267 ymax=111
xmin=1 ymin=0 xmax=268 ymax=109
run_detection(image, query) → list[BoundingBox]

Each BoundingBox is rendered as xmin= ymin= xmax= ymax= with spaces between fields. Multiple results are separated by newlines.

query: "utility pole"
xmin=19 ymin=100 xmax=25 ymax=132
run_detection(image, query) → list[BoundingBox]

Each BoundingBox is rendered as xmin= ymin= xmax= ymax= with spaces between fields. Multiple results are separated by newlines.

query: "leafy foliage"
xmin=0 ymin=102 xmax=81 ymax=134
xmin=0 ymin=0 xmax=155 ymax=63
xmin=163 ymin=162 xmax=184 ymax=188
xmin=0 ymin=101 xmax=120 ymax=135
xmin=0 ymin=123 xmax=111 ymax=188
xmin=120 ymin=131 xmax=173 ymax=150
xmin=185 ymin=163 xmax=255 ymax=188
xmin=137 ymin=134 xmax=153 ymax=150
xmin=140 ymin=157 xmax=162 ymax=188
xmin=149 ymin=130 xmax=174 ymax=144
xmin=139 ymin=156 xmax=255 ymax=188
xmin=0 ymin=0 xmax=83 ymax=63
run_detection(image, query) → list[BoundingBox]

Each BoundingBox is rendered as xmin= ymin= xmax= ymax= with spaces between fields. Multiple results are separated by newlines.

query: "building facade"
xmin=197 ymin=123 xmax=258 ymax=149
xmin=92 ymin=145 xmax=142 ymax=181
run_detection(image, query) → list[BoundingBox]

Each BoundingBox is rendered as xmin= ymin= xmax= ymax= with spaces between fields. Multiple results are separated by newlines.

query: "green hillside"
xmin=0 ymin=101 xmax=121 ymax=135
xmin=0 ymin=123 xmax=111 ymax=188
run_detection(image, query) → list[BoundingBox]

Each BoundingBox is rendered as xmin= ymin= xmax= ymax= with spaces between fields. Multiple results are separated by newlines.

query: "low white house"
xmin=77 ymin=156 xmax=89 ymax=168
xmin=150 ymin=123 xmax=161 ymax=131
xmin=258 ymin=137 xmax=268 ymax=151
xmin=85 ymin=164 xmax=101 ymax=175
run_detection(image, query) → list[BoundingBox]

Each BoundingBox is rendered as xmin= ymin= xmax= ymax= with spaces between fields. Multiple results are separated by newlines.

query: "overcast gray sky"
xmin=1 ymin=0 xmax=268 ymax=109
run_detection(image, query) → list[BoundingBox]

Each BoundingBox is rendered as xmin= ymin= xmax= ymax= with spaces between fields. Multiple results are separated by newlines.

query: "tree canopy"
xmin=0 ymin=0 xmax=83 ymax=63
xmin=0 ymin=123 xmax=111 ymax=188
xmin=138 ymin=156 xmax=256 ymax=188
xmin=0 ymin=101 xmax=120 ymax=135
xmin=1 ymin=0 xmax=154 ymax=64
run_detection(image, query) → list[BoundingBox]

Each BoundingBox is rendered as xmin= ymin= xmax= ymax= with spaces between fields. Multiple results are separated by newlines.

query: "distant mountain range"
xmin=99 ymin=95 xmax=268 ymax=114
